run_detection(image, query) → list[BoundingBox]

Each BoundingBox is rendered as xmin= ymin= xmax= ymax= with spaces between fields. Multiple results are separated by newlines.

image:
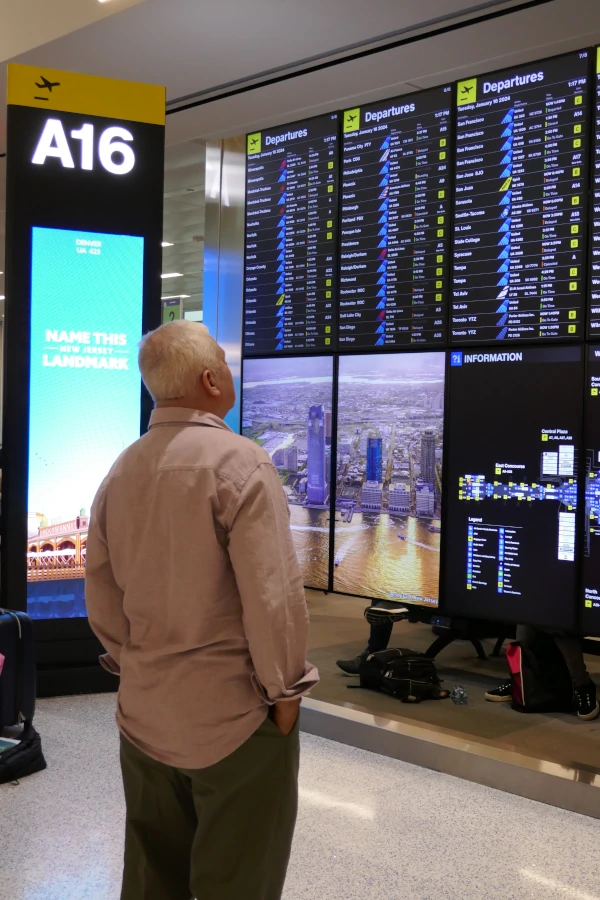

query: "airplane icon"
xmin=347 ymin=113 xmax=357 ymax=122
xmin=461 ymin=85 xmax=473 ymax=96
xmin=249 ymin=137 xmax=258 ymax=146
xmin=36 ymin=76 xmax=60 ymax=92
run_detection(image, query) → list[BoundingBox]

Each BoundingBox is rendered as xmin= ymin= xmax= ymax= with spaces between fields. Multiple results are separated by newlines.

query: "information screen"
xmin=582 ymin=345 xmax=600 ymax=633
xmin=243 ymin=115 xmax=339 ymax=355
xmin=27 ymin=227 xmax=144 ymax=619
xmin=589 ymin=48 xmax=600 ymax=337
xmin=444 ymin=345 xmax=583 ymax=630
xmin=333 ymin=351 xmax=445 ymax=605
xmin=241 ymin=356 xmax=334 ymax=590
xmin=451 ymin=51 xmax=590 ymax=345
xmin=339 ymin=88 xmax=452 ymax=348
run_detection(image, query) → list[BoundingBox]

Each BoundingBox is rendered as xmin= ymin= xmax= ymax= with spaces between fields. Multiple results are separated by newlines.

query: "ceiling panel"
xmin=165 ymin=0 xmax=600 ymax=143
xmin=0 ymin=0 xmax=146 ymax=63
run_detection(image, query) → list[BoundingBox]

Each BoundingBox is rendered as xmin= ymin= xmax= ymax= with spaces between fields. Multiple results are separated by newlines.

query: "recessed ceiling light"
xmin=161 ymin=272 xmax=183 ymax=279
xmin=161 ymin=241 xmax=174 ymax=248
xmin=161 ymin=294 xmax=190 ymax=300
xmin=0 ymin=295 xmax=5 ymax=300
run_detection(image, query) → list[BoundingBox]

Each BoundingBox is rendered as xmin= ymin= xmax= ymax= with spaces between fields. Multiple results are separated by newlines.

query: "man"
xmin=86 ymin=321 xmax=318 ymax=900
xmin=336 ymin=601 xmax=407 ymax=674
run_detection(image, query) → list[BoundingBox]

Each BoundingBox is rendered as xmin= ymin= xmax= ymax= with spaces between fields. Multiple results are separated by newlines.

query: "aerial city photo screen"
xmin=333 ymin=351 xmax=445 ymax=605
xmin=241 ymin=356 xmax=334 ymax=589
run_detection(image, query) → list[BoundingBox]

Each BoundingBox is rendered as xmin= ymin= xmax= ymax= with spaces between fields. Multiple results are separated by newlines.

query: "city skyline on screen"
xmin=242 ymin=355 xmax=334 ymax=590
xmin=334 ymin=351 xmax=445 ymax=605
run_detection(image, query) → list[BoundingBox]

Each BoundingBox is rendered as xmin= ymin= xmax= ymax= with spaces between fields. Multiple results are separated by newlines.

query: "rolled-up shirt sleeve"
xmin=227 ymin=462 xmax=319 ymax=703
xmin=86 ymin=480 xmax=129 ymax=670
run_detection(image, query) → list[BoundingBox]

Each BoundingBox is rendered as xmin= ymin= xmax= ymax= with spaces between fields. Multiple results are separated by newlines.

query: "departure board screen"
xmin=451 ymin=51 xmax=590 ymax=345
xmin=243 ymin=115 xmax=339 ymax=355
xmin=339 ymin=87 xmax=452 ymax=348
xmin=589 ymin=48 xmax=600 ymax=337
xmin=582 ymin=345 xmax=600 ymax=633
xmin=444 ymin=346 xmax=583 ymax=631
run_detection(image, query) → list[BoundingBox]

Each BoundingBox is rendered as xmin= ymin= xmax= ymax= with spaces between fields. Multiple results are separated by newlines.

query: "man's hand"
xmin=272 ymin=699 xmax=300 ymax=736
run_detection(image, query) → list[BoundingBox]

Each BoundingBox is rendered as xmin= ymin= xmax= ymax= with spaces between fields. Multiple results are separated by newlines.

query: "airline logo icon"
xmin=457 ymin=78 xmax=477 ymax=106
xmin=247 ymin=132 xmax=262 ymax=154
xmin=344 ymin=108 xmax=360 ymax=133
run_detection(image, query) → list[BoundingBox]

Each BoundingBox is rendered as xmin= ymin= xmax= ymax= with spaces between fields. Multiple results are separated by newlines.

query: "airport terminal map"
xmin=582 ymin=345 xmax=600 ymax=629
xmin=445 ymin=346 xmax=583 ymax=630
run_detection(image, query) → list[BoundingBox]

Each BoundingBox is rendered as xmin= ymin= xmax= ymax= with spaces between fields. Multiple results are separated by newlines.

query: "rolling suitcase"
xmin=0 ymin=609 xmax=36 ymax=727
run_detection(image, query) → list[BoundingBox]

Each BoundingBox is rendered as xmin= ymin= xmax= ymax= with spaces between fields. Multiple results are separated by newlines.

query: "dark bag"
xmin=506 ymin=633 xmax=574 ymax=714
xmin=357 ymin=648 xmax=448 ymax=703
xmin=0 ymin=722 xmax=47 ymax=784
xmin=0 ymin=609 xmax=36 ymax=727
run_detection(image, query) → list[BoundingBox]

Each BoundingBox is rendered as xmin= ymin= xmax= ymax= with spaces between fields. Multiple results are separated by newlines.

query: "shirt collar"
xmin=149 ymin=408 xmax=233 ymax=433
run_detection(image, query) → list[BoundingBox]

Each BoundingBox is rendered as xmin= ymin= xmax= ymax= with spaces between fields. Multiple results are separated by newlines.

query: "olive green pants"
xmin=119 ymin=716 xmax=300 ymax=900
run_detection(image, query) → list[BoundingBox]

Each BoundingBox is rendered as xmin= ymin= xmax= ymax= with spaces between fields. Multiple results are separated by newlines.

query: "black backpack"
xmin=0 ymin=721 xmax=47 ymax=785
xmin=356 ymin=648 xmax=449 ymax=703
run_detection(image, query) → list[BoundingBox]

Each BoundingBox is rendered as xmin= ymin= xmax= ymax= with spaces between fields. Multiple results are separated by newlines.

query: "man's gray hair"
xmin=138 ymin=320 xmax=223 ymax=402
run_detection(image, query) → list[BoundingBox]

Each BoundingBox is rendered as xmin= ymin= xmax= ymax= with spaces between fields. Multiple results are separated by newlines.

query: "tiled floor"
xmin=2 ymin=694 xmax=600 ymax=900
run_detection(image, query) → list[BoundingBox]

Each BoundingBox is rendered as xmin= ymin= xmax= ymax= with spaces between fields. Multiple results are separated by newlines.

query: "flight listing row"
xmin=241 ymin=344 xmax=600 ymax=637
xmin=243 ymin=46 xmax=600 ymax=355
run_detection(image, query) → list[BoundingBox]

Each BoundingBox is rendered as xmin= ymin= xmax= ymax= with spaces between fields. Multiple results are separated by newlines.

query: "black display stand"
xmin=1 ymin=65 xmax=165 ymax=696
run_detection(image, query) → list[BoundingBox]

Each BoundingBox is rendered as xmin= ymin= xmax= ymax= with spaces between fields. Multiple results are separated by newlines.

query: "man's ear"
xmin=202 ymin=369 xmax=220 ymax=395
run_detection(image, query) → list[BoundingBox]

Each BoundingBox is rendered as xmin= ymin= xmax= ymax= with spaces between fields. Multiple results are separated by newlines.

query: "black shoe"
xmin=485 ymin=681 xmax=513 ymax=702
xmin=575 ymin=681 xmax=600 ymax=721
xmin=336 ymin=651 xmax=368 ymax=675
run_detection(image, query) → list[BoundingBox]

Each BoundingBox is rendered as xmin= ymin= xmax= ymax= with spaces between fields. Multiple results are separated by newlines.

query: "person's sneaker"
xmin=336 ymin=651 xmax=368 ymax=675
xmin=575 ymin=681 xmax=600 ymax=721
xmin=485 ymin=681 xmax=513 ymax=702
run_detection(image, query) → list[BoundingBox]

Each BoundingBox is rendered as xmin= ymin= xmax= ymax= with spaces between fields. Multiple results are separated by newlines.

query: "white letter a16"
xmin=32 ymin=118 xmax=75 ymax=168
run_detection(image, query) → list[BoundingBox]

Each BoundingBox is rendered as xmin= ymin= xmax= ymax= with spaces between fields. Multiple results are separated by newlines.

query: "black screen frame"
xmin=2 ymin=105 xmax=164 ymax=666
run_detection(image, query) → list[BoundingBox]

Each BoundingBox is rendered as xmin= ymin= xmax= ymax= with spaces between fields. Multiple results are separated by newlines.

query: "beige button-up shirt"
xmin=86 ymin=408 xmax=318 ymax=769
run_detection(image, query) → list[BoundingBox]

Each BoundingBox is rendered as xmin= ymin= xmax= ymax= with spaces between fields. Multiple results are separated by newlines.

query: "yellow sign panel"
xmin=247 ymin=132 xmax=262 ymax=154
xmin=7 ymin=64 xmax=165 ymax=126
xmin=344 ymin=109 xmax=360 ymax=133
xmin=457 ymin=78 xmax=477 ymax=106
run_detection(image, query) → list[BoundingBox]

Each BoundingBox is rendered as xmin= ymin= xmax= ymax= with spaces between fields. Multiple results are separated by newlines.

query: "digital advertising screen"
xmin=451 ymin=51 xmax=590 ymax=345
xmin=582 ymin=345 xmax=600 ymax=633
xmin=243 ymin=115 xmax=339 ymax=355
xmin=241 ymin=356 xmax=334 ymax=590
xmin=339 ymin=87 xmax=452 ymax=349
xmin=444 ymin=345 xmax=583 ymax=630
xmin=589 ymin=48 xmax=600 ymax=337
xmin=26 ymin=226 xmax=144 ymax=619
xmin=333 ymin=351 xmax=445 ymax=606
